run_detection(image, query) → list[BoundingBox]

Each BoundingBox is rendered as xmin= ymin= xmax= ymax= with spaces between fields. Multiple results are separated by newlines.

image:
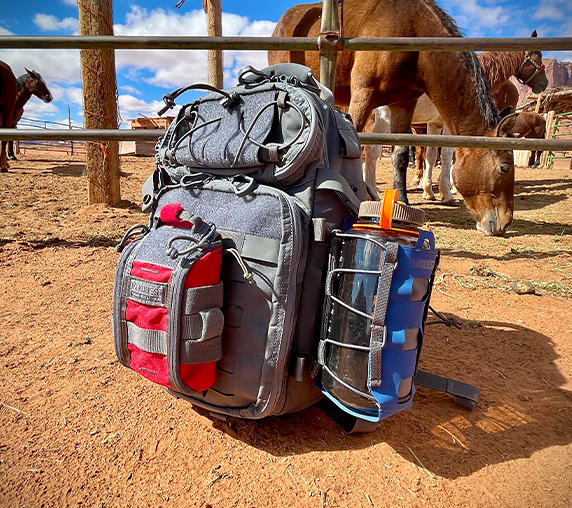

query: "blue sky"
xmin=0 ymin=0 xmax=571 ymax=129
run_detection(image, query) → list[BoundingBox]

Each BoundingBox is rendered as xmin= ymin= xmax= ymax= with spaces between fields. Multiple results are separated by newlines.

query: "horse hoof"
xmin=8 ymin=155 xmax=17 ymax=161
xmin=0 ymin=167 xmax=8 ymax=173
xmin=422 ymin=193 xmax=436 ymax=201
xmin=441 ymin=197 xmax=457 ymax=206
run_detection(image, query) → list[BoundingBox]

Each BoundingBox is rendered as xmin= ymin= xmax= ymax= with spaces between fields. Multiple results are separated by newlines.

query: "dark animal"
xmin=510 ymin=112 xmax=547 ymax=168
xmin=0 ymin=61 xmax=53 ymax=171
xmin=269 ymin=0 xmax=527 ymax=235
xmin=0 ymin=61 xmax=18 ymax=172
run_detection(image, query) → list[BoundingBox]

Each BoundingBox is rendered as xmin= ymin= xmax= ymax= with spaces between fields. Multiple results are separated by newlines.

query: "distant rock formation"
xmin=511 ymin=59 xmax=572 ymax=106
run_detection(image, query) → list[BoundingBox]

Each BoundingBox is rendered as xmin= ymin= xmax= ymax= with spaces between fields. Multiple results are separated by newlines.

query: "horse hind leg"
xmin=0 ymin=141 xmax=9 ymax=172
xmin=388 ymin=103 xmax=418 ymax=204
xmin=421 ymin=146 xmax=437 ymax=200
xmin=7 ymin=141 xmax=17 ymax=160
xmin=439 ymin=144 xmax=455 ymax=204
xmin=409 ymin=146 xmax=424 ymax=188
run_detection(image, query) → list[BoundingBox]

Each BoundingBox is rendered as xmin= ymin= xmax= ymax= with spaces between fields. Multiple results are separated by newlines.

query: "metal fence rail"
xmin=2 ymin=34 xmax=572 ymax=151
xmin=2 ymin=129 xmax=572 ymax=151
xmin=1 ymin=35 xmax=571 ymax=52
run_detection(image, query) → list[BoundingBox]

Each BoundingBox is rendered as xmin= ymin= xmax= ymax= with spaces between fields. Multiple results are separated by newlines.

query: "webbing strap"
xmin=369 ymin=242 xmax=398 ymax=388
xmin=414 ymin=370 xmax=480 ymax=410
xmin=127 ymin=308 xmax=224 ymax=364
xmin=183 ymin=282 xmax=223 ymax=314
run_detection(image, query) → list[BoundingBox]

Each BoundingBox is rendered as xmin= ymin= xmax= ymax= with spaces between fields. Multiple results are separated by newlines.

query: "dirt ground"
xmin=0 ymin=150 xmax=571 ymax=508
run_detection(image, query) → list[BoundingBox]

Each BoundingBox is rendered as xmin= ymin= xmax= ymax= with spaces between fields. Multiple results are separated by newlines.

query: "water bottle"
xmin=320 ymin=189 xmax=431 ymax=412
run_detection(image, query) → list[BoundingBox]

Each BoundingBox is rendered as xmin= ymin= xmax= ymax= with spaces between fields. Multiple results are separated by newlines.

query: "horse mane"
xmin=426 ymin=0 xmax=464 ymax=38
xmin=16 ymin=74 xmax=28 ymax=92
xmin=426 ymin=0 xmax=499 ymax=129
xmin=477 ymin=51 xmax=524 ymax=89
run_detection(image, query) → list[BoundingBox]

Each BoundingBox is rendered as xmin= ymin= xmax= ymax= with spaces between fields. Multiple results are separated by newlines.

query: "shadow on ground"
xmin=202 ymin=319 xmax=572 ymax=480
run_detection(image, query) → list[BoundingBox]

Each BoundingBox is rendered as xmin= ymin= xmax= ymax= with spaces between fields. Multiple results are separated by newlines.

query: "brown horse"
xmin=0 ymin=61 xmax=53 ymax=171
xmin=510 ymin=112 xmax=547 ymax=168
xmin=0 ymin=61 xmax=18 ymax=172
xmin=492 ymin=80 xmax=520 ymax=114
xmin=269 ymin=0 xmax=522 ymax=235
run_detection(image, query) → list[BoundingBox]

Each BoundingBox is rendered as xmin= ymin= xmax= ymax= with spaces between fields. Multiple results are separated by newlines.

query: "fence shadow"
xmin=203 ymin=319 xmax=572 ymax=480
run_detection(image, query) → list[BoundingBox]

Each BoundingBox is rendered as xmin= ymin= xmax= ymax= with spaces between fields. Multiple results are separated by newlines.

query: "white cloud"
xmin=119 ymin=85 xmax=142 ymax=96
xmin=113 ymin=6 xmax=275 ymax=89
xmin=0 ymin=25 xmax=14 ymax=36
xmin=0 ymin=48 xmax=81 ymax=85
xmin=17 ymin=99 xmax=59 ymax=119
xmin=61 ymin=0 xmax=79 ymax=6
xmin=33 ymin=13 xmax=77 ymax=32
xmin=118 ymin=94 xmax=176 ymax=124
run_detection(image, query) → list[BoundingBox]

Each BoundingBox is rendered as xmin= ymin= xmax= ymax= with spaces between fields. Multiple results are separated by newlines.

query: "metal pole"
xmin=1 ymin=35 xmax=571 ymax=52
xmin=68 ymin=105 xmax=74 ymax=156
xmin=2 ymin=129 xmax=572 ymax=151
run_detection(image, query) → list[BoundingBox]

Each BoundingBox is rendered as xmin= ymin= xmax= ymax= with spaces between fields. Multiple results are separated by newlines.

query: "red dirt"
xmin=1 ymin=151 xmax=571 ymax=507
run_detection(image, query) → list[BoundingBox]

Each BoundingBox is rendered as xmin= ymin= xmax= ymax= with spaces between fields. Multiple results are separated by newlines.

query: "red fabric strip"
xmin=131 ymin=261 xmax=172 ymax=283
xmin=126 ymin=299 xmax=167 ymax=331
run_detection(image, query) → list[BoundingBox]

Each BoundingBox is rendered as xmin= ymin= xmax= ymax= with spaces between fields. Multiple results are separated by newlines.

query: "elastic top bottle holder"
xmin=356 ymin=189 xmax=425 ymax=235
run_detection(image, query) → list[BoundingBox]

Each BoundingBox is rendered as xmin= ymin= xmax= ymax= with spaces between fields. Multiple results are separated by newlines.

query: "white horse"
xmin=364 ymin=94 xmax=456 ymax=204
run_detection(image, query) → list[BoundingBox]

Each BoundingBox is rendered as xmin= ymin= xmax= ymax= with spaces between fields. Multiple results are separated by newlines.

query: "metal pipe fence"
xmin=2 ymin=34 xmax=572 ymax=151
xmin=2 ymin=129 xmax=572 ymax=152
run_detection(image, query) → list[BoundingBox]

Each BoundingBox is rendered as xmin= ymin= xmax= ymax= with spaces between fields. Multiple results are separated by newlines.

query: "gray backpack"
xmin=112 ymin=64 xmax=478 ymax=432
xmin=113 ymin=64 xmax=369 ymax=421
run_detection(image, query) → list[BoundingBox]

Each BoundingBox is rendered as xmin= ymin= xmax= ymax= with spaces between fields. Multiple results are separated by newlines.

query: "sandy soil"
xmin=0 ymin=151 xmax=571 ymax=508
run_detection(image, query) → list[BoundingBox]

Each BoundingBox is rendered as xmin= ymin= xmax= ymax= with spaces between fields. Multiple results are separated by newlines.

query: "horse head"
xmin=514 ymin=31 xmax=549 ymax=94
xmin=452 ymin=109 xmax=519 ymax=236
xmin=24 ymin=68 xmax=53 ymax=103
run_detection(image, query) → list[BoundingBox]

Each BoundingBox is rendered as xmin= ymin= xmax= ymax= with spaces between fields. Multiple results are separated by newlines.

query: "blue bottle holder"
xmin=317 ymin=229 xmax=439 ymax=423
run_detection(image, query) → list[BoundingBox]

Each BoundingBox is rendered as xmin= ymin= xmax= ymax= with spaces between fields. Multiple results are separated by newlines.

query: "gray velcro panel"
xmin=183 ymin=282 xmax=224 ymax=315
xmin=129 ymin=277 xmax=168 ymax=307
xmin=220 ymin=229 xmax=280 ymax=265
xmin=241 ymin=235 xmax=280 ymax=265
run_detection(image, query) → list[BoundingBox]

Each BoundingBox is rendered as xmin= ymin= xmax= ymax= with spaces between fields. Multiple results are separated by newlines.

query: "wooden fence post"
xmin=319 ymin=0 xmax=340 ymax=93
xmin=78 ymin=0 xmax=121 ymax=205
xmin=205 ymin=0 xmax=224 ymax=89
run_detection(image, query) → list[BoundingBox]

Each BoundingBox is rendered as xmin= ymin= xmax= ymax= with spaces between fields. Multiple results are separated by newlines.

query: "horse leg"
xmin=439 ymin=145 xmax=455 ymax=204
xmin=388 ymin=102 xmax=417 ymax=204
xmin=419 ymin=123 xmax=441 ymax=200
xmin=422 ymin=145 xmax=437 ymax=200
xmin=7 ymin=140 xmax=17 ymax=160
xmin=363 ymin=108 xmax=389 ymax=194
xmin=0 ymin=141 xmax=9 ymax=172
xmin=409 ymin=146 xmax=424 ymax=188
